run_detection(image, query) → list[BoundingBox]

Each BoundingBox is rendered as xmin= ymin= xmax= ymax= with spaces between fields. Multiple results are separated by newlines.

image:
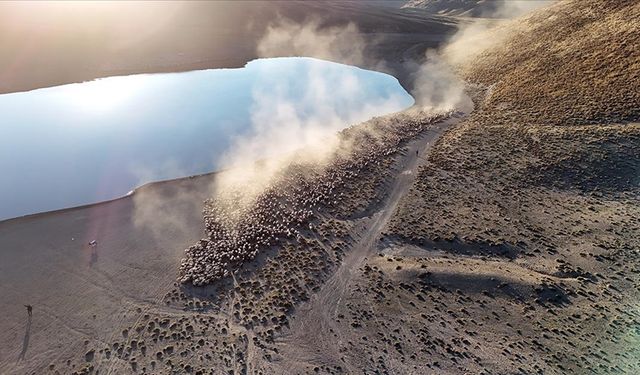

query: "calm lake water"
xmin=0 ymin=57 xmax=413 ymax=220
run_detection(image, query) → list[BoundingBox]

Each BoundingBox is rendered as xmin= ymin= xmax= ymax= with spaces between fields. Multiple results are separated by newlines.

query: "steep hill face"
xmin=451 ymin=0 xmax=640 ymax=193
xmin=403 ymin=0 xmax=552 ymax=18
xmin=385 ymin=0 xmax=640 ymax=373
xmin=462 ymin=0 xmax=640 ymax=126
xmin=402 ymin=0 xmax=498 ymax=16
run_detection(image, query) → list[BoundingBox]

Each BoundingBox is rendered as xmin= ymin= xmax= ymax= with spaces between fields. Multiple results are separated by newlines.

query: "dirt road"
xmin=273 ymin=107 xmax=470 ymax=371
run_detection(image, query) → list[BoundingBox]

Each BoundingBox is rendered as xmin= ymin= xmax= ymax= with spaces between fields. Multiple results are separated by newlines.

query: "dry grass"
xmin=383 ymin=0 xmax=640 ymax=373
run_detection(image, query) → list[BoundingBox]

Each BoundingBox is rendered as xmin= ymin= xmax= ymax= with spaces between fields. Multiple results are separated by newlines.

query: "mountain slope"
xmin=463 ymin=0 xmax=640 ymax=126
xmin=385 ymin=0 xmax=640 ymax=373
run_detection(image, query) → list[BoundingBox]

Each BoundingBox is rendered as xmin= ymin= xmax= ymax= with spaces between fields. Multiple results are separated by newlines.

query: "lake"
xmin=0 ymin=57 xmax=414 ymax=220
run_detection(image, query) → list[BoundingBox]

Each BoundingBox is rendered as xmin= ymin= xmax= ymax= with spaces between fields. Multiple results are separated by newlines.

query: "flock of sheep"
xmin=179 ymin=111 xmax=450 ymax=286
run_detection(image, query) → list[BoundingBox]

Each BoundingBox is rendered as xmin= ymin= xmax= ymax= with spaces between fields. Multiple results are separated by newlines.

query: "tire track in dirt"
xmin=273 ymin=109 xmax=469 ymax=371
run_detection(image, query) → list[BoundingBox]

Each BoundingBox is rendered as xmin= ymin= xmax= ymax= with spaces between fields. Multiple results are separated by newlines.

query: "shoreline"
xmin=0 ymin=105 xmax=446 ymax=228
xmin=0 ymin=101 xmax=422 ymax=226
xmin=0 ymin=170 xmax=214 ymax=226
xmin=0 ymin=57 xmax=415 ymax=223
xmin=0 ymin=2 xmax=457 ymax=98
xmin=0 ymin=3 xmax=461 ymax=373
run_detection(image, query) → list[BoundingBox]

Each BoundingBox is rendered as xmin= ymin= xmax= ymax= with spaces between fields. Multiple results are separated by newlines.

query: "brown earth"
xmin=382 ymin=0 xmax=640 ymax=373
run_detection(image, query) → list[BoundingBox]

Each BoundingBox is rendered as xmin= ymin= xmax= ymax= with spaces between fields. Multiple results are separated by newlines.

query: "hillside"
xmin=403 ymin=0 xmax=501 ymax=16
xmin=463 ymin=0 xmax=640 ymax=126
xmin=386 ymin=0 xmax=640 ymax=373
xmin=402 ymin=0 xmax=552 ymax=18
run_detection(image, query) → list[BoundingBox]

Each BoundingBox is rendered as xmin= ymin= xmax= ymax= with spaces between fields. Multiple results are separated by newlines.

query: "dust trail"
xmin=213 ymin=0 xmax=558 ymax=208
xmin=212 ymin=57 xmax=410 ymax=211
xmin=257 ymin=18 xmax=365 ymax=65
xmin=129 ymin=160 xmax=202 ymax=243
xmin=442 ymin=1 xmax=555 ymax=67
xmin=212 ymin=16 xmax=468 ymax=211
xmin=131 ymin=1 xmax=554 ymax=242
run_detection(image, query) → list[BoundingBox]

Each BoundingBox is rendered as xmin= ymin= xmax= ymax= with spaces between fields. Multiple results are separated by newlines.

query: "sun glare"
xmin=60 ymin=75 xmax=144 ymax=113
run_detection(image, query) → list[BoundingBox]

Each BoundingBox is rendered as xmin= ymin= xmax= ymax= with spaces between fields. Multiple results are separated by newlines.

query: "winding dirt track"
xmin=273 ymin=109 xmax=469 ymax=371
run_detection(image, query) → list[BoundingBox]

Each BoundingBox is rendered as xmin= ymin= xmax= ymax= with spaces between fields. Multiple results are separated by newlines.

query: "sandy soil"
xmin=0 ymin=176 xmax=213 ymax=373
xmin=272 ymin=111 xmax=469 ymax=374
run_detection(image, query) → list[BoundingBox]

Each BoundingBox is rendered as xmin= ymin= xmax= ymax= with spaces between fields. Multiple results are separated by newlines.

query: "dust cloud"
xmin=212 ymin=58 xmax=410 ymax=211
xmin=211 ymin=17 xmax=465 ymax=210
xmin=257 ymin=18 xmax=365 ymax=65
xmin=407 ymin=51 xmax=470 ymax=112
xmin=129 ymin=161 xmax=202 ymax=243
xmin=442 ymin=1 xmax=554 ymax=67
xmin=132 ymin=1 xmax=553 ymax=237
xmin=216 ymin=1 xmax=555 ymax=202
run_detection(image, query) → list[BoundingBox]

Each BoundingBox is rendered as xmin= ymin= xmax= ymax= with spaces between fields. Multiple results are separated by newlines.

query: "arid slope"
xmin=383 ymin=0 xmax=640 ymax=373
